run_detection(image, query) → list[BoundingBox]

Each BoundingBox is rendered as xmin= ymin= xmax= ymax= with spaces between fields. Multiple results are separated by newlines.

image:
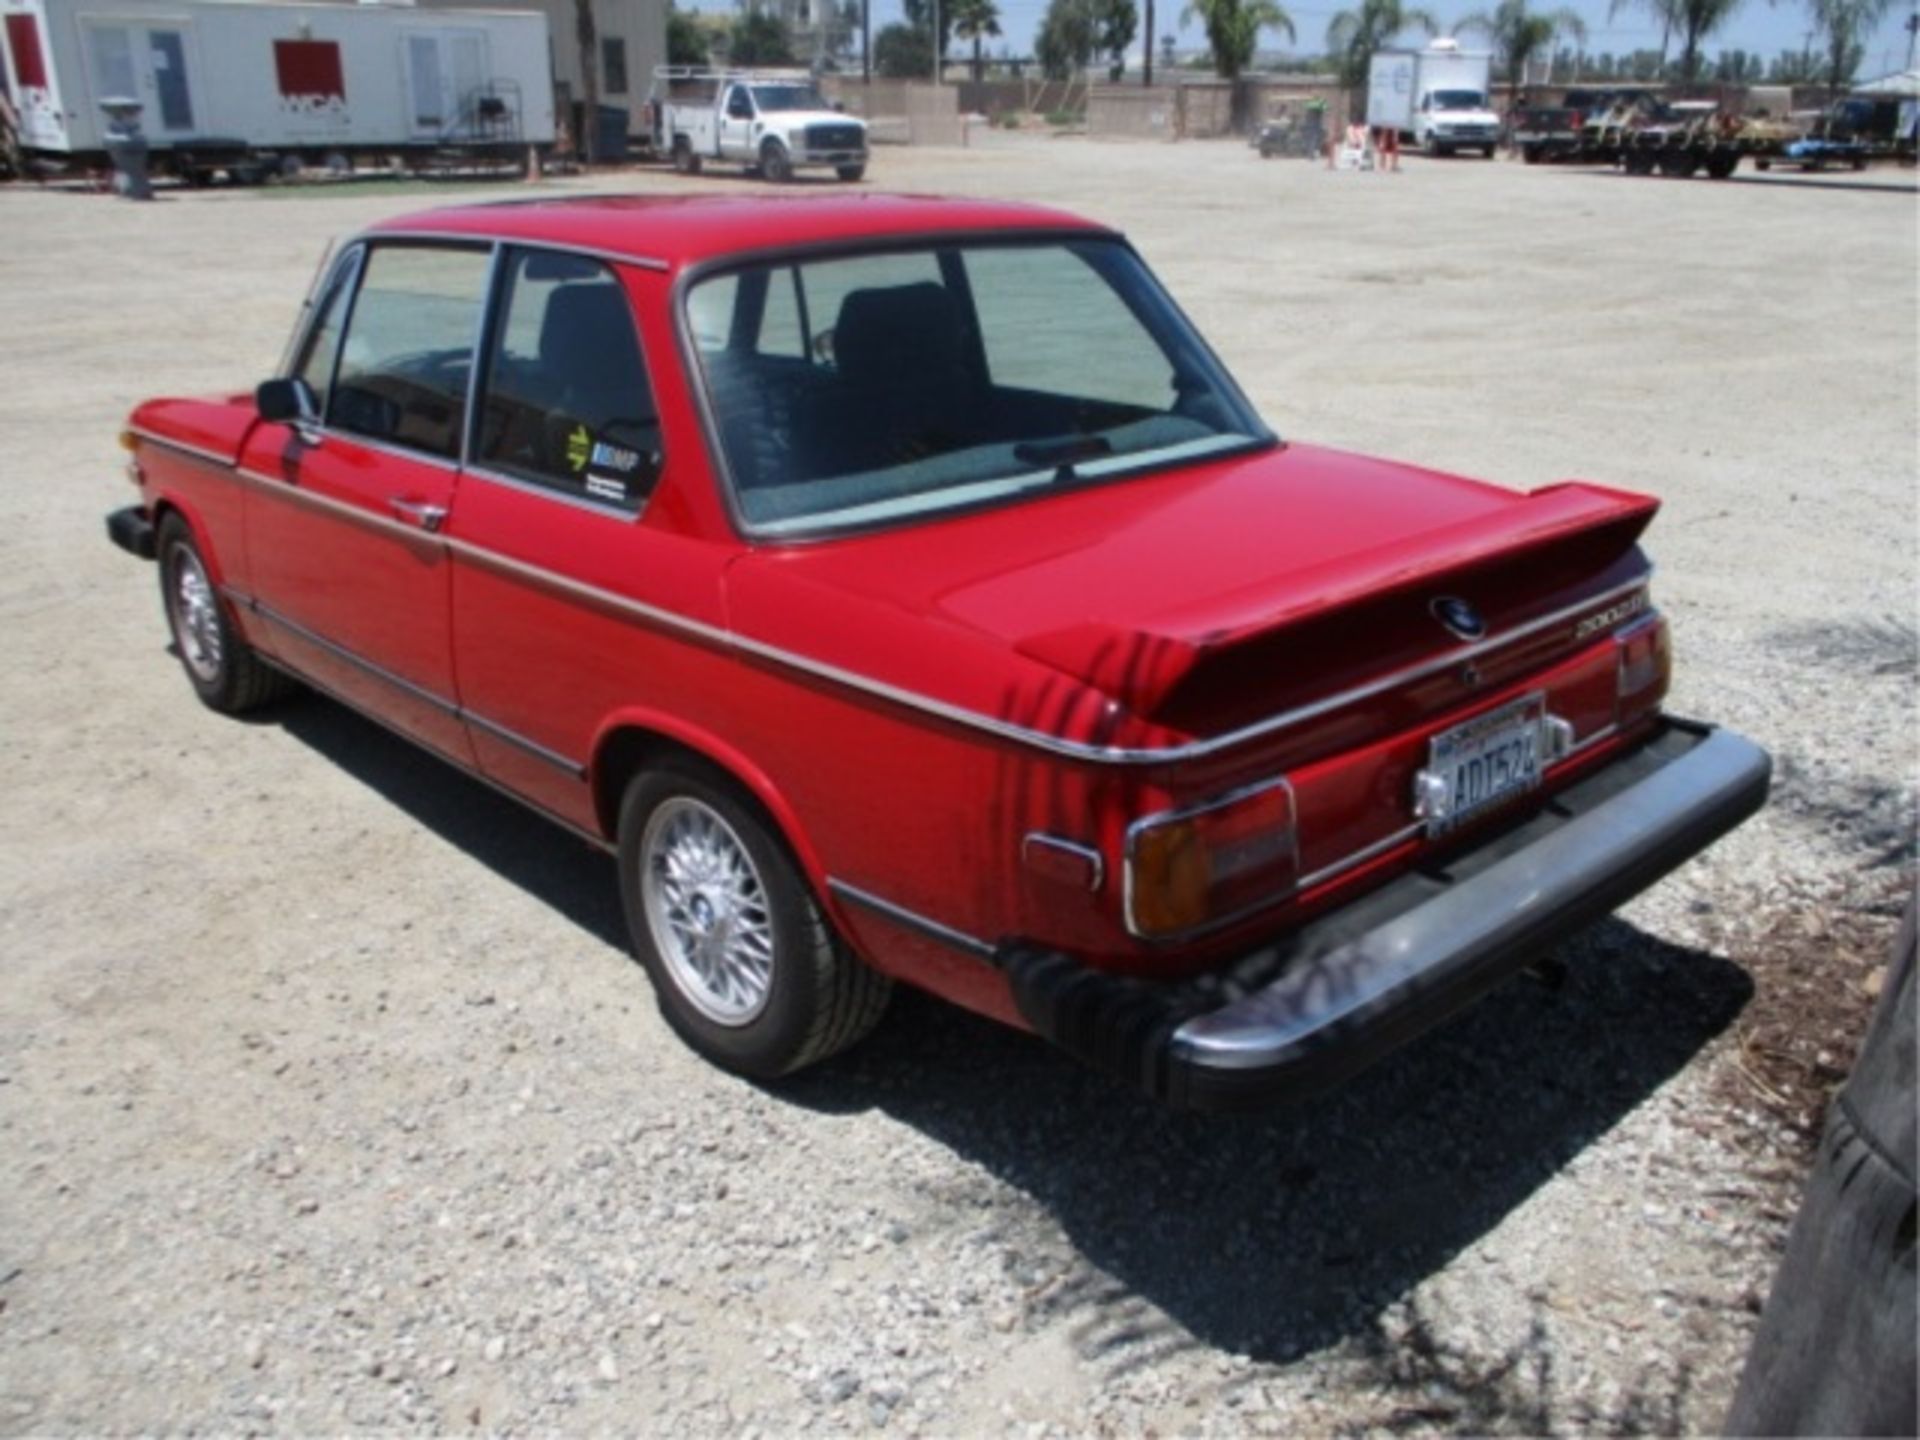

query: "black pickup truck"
xmin=1510 ymin=88 xmax=1664 ymax=163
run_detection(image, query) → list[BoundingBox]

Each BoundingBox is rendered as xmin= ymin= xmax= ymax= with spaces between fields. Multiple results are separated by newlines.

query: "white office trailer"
xmin=0 ymin=0 xmax=556 ymax=176
xmin=419 ymin=0 xmax=665 ymax=150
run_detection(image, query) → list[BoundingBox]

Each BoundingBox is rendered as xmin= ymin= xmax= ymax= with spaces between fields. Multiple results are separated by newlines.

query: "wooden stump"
xmin=1724 ymin=892 xmax=1918 ymax=1436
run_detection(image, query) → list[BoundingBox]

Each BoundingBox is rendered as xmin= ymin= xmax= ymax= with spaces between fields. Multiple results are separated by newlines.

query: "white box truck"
xmin=1367 ymin=40 xmax=1499 ymax=158
xmin=650 ymin=67 xmax=867 ymax=183
xmin=0 ymin=0 xmax=555 ymax=179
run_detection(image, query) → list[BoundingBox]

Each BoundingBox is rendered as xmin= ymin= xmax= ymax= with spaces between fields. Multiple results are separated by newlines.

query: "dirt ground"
xmin=1 ymin=136 xmax=1914 ymax=1436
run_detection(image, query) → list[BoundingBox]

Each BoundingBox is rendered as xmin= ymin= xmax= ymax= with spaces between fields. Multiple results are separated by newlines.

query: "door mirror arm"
xmin=256 ymin=377 xmax=324 ymax=446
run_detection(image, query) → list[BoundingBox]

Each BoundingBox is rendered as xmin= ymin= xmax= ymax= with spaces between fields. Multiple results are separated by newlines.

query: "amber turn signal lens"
xmin=1618 ymin=616 xmax=1670 ymax=700
xmin=1127 ymin=781 xmax=1297 ymax=938
xmin=118 ymin=429 xmax=139 ymax=453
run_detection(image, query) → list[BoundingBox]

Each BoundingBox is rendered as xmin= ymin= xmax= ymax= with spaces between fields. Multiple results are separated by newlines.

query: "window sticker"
xmin=566 ymin=424 xmax=644 ymax=478
xmin=584 ymin=474 xmax=629 ymax=503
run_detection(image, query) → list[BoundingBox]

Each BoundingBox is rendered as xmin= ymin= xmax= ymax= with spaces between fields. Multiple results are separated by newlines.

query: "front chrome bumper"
xmin=1004 ymin=719 xmax=1771 ymax=1111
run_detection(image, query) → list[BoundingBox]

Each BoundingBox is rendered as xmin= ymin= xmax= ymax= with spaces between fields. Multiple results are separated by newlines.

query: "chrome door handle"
xmin=387 ymin=497 xmax=448 ymax=533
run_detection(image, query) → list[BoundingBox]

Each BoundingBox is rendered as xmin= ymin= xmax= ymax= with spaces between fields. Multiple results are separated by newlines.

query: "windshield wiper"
xmin=1013 ymin=435 xmax=1113 ymax=482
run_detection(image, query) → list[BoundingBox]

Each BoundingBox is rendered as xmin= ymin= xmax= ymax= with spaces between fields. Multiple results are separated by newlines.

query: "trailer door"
xmin=82 ymin=20 xmax=197 ymax=134
xmin=405 ymin=29 xmax=488 ymax=140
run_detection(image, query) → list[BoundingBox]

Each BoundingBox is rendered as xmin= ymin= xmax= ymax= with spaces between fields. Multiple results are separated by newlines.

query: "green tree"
xmin=874 ymin=20 xmax=934 ymax=76
xmin=666 ymin=2 xmax=710 ymax=67
xmin=1036 ymin=0 xmax=1098 ymax=76
xmin=1095 ymin=0 xmax=1140 ymax=79
xmin=1608 ymin=0 xmax=1744 ymax=85
xmin=1810 ymin=0 xmax=1892 ymax=92
xmin=1181 ymin=0 xmax=1294 ymax=79
xmin=1326 ymin=0 xmax=1439 ymax=89
xmin=951 ymin=0 xmax=1004 ymax=81
xmin=904 ymin=0 xmax=957 ymax=66
xmin=1454 ymin=0 xmax=1587 ymax=96
xmin=729 ymin=9 xmax=797 ymax=65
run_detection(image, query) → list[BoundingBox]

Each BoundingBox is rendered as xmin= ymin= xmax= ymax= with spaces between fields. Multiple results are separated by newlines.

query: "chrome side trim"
xmin=1021 ymin=834 xmax=1106 ymax=893
xmin=464 ymin=462 xmax=644 ymax=521
xmin=234 ymin=466 xmax=442 ymax=547
xmin=463 ymin=708 xmax=590 ymax=779
xmin=827 ymin=879 xmax=999 ymax=962
xmin=359 ymin=227 xmax=672 ymax=273
xmin=230 ymin=589 xmax=588 ymax=780
xmin=240 ymin=592 xmax=462 ymax=717
xmin=1123 ymin=775 xmax=1297 ymax=942
xmin=252 ymin=652 xmax=615 ymax=854
xmin=183 ymin=456 xmax=1655 ymax=766
xmin=128 ymin=427 xmax=234 ymax=468
xmin=1296 ymin=822 xmax=1425 ymax=893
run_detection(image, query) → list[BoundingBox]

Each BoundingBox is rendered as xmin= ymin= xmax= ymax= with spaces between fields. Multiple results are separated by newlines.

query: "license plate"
xmin=1423 ymin=694 xmax=1546 ymax=834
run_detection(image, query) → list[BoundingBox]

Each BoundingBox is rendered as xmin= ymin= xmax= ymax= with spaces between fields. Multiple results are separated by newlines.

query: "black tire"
xmin=156 ymin=513 xmax=293 ymax=714
xmin=835 ymin=162 xmax=867 ymax=181
xmin=1522 ymin=145 xmax=1543 ymax=164
xmin=617 ymin=759 xmax=891 ymax=1079
xmin=1705 ymin=154 xmax=1738 ymax=179
xmin=671 ymin=137 xmax=701 ymax=175
xmin=760 ymin=140 xmax=794 ymax=183
xmin=1481 ymin=146 xmax=1497 ymax=159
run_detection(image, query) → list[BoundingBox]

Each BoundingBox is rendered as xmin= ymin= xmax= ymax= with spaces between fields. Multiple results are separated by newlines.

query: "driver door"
xmin=720 ymin=84 xmax=756 ymax=157
xmin=238 ymin=240 xmax=490 ymax=762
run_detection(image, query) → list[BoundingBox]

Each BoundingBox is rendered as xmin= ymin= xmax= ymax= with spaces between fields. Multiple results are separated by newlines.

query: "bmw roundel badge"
xmin=1430 ymin=595 xmax=1487 ymax=642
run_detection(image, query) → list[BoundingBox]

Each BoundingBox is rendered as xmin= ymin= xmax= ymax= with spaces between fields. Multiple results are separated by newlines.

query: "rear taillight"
xmin=1125 ymin=780 xmax=1297 ymax=939
xmin=1617 ymin=614 xmax=1670 ymax=701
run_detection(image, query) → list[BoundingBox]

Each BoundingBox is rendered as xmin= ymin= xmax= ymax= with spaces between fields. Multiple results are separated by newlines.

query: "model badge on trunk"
xmin=1430 ymin=595 xmax=1486 ymax=642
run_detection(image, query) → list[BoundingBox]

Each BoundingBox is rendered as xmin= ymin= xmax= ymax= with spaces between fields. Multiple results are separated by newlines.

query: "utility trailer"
xmin=1562 ymin=103 xmax=1796 ymax=179
xmin=0 ymin=0 xmax=554 ymax=181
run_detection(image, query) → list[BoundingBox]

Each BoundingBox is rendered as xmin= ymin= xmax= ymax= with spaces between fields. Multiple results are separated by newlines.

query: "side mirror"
xmin=256 ymin=377 xmax=318 ymax=425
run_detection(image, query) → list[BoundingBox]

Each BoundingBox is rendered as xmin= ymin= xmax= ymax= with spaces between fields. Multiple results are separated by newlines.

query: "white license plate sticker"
xmin=1425 ymin=694 xmax=1546 ymax=834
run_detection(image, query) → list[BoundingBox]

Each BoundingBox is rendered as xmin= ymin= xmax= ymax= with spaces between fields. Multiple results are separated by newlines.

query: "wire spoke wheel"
xmin=641 ymin=797 xmax=776 ymax=1026
xmin=167 ymin=541 xmax=224 ymax=683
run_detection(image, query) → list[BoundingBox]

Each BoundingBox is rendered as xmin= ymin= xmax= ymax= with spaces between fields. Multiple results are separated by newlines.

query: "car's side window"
xmin=328 ymin=243 xmax=490 ymax=461
xmin=474 ymin=248 xmax=661 ymax=512
xmin=292 ymin=251 xmax=360 ymax=415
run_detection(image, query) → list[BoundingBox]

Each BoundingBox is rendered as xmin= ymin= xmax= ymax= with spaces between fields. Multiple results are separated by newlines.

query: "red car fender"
xmin=586 ymin=706 xmax=831 ymax=892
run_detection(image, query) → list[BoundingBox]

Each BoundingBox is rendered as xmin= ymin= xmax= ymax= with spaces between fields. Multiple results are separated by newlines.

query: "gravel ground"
xmin=0 ymin=137 xmax=1914 ymax=1435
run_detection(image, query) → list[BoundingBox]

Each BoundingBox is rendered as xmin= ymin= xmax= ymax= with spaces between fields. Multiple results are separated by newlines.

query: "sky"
xmin=687 ymin=0 xmax=1919 ymax=81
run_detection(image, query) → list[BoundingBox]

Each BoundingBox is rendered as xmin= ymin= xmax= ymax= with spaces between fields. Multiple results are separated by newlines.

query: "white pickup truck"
xmin=651 ymin=68 xmax=868 ymax=183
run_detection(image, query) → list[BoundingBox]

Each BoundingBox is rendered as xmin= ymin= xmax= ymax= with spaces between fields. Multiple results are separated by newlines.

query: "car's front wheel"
xmin=617 ymin=760 xmax=890 ymax=1079
xmin=157 ymin=513 xmax=292 ymax=713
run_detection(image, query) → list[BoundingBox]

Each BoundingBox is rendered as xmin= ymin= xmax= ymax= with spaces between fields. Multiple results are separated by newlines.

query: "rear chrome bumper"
xmin=1004 ymin=719 xmax=1771 ymax=1111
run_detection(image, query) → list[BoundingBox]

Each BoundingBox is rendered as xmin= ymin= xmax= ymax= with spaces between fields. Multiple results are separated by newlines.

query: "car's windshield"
xmin=685 ymin=238 xmax=1271 ymax=538
xmin=751 ymin=84 xmax=827 ymax=112
xmin=1431 ymin=90 xmax=1486 ymax=111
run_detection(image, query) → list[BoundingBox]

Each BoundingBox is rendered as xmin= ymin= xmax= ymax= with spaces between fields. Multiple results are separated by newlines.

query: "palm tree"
xmin=1181 ymin=0 xmax=1296 ymax=80
xmin=1810 ymin=0 xmax=1894 ymax=92
xmin=1607 ymin=0 xmax=1744 ymax=85
xmin=573 ymin=0 xmax=601 ymax=162
xmin=1326 ymin=0 xmax=1439 ymax=89
xmin=1454 ymin=0 xmax=1587 ymax=97
xmin=950 ymin=0 xmax=1003 ymax=82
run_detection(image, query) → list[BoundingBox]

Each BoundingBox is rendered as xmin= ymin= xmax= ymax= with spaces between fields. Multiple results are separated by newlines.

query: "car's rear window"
xmin=685 ymin=238 xmax=1271 ymax=538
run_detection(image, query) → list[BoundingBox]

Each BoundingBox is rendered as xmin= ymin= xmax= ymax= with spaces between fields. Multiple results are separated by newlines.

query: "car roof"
xmin=366 ymin=193 xmax=1111 ymax=271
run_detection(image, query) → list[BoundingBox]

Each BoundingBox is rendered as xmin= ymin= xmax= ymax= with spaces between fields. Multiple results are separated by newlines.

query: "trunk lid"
xmin=727 ymin=442 xmax=1657 ymax=747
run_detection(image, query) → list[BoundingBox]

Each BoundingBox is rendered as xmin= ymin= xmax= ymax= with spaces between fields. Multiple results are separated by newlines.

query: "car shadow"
xmin=265 ymin=685 xmax=1752 ymax=1371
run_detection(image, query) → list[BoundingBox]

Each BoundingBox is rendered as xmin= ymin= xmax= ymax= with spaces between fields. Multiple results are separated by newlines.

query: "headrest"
xmin=833 ymin=282 xmax=967 ymax=386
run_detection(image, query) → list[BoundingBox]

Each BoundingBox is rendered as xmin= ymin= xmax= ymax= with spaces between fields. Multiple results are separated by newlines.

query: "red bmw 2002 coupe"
xmin=107 ymin=196 xmax=1770 ymax=1109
